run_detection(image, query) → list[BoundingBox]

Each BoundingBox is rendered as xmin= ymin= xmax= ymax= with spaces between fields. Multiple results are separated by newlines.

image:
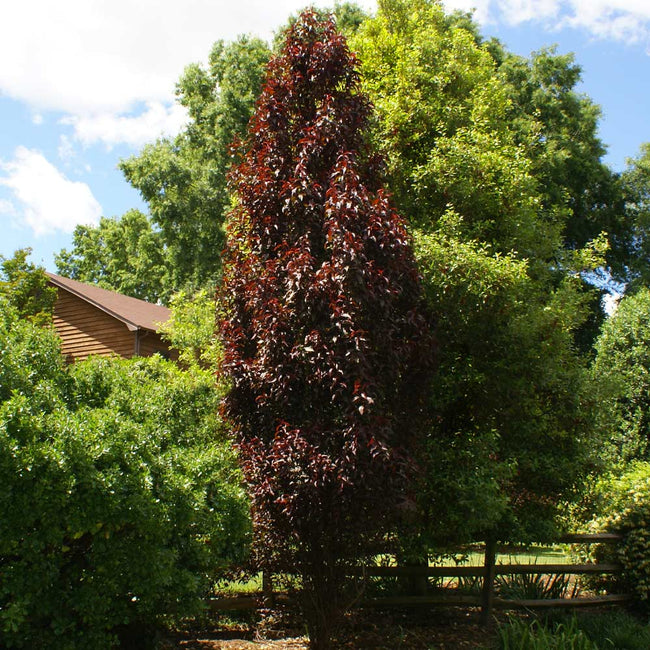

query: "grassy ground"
xmin=439 ymin=544 xmax=569 ymax=566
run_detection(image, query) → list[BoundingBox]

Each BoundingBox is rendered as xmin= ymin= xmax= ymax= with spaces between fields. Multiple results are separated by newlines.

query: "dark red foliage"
xmin=219 ymin=10 xmax=434 ymax=648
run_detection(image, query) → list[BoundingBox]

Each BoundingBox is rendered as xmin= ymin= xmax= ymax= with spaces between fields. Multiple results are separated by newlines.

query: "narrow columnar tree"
xmin=219 ymin=10 xmax=433 ymax=648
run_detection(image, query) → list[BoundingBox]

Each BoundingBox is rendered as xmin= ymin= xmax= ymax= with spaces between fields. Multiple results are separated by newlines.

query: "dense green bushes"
xmin=0 ymin=301 xmax=250 ymax=648
xmin=496 ymin=616 xmax=595 ymax=649
xmin=582 ymin=462 xmax=650 ymax=606
xmin=496 ymin=612 xmax=650 ymax=650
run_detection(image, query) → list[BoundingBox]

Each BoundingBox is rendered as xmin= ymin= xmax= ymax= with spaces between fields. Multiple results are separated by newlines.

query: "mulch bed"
xmin=163 ymin=607 xmax=495 ymax=649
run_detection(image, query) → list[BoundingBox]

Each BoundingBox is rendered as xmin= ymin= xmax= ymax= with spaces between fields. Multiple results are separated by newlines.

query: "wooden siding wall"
xmin=53 ymin=289 xmax=136 ymax=361
xmin=138 ymin=331 xmax=177 ymax=360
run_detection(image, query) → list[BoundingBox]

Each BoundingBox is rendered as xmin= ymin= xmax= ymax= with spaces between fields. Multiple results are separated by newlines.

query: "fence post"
xmin=480 ymin=536 xmax=497 ymax=627
xmin=406 ymin=556 xmax=429 ymax=597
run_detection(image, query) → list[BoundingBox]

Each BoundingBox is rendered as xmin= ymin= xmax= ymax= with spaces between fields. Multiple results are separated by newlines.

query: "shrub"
xmin=585 ymin=611 xmax=650 ymax=649
xmin=496 ymin=616 xmax=595 ymax=650
xmin=496 ymin=571 xmax=578 ymax=601
xmin=590 ymin=288 xmax=650 ymax=464
xmin=0 ymin=312 xmax=250 ymax=649
xmin=582 ymin=462 xmax=650 ymax=606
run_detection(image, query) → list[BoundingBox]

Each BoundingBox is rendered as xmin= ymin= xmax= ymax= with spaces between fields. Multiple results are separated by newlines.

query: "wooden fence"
xmin=209 ymin=533 xmax=630 ymax=623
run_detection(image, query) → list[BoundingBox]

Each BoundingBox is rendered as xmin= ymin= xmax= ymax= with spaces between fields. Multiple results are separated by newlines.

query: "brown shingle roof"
xmin=46 ymin=272 xmax=171 ymax=332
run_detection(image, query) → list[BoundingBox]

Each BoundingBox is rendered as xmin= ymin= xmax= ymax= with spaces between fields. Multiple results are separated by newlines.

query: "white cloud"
xmin=0 ymin=147 xmax=102 ymax=236
xmin=57 ymin=135 xmax=75 ymax=161
xmin=452 ymin=0 xmax=650 ymax=44
xmin=63 ymin=102 xmax=189 ymax=149
xmin=442 ymin=0 xmax=492 ymax=24
xmin=0 ymin=198 xmax=17 ymax=217
xmin=564 ymin=0 xmax=650 ymax=43
xmin=498 ymin=0 xmax=560 ymax=24
xmin=0 ymin=0 xmax=376 ymax=118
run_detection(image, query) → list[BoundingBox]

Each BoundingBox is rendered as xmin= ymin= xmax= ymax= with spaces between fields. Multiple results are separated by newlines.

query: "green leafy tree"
xmin=495 ymin=45 xmax=620 ymax=256
xmin=615 ymin=143 xmax=650 ymax=289
xmin=352 ymin=0 xmax=553 ymax=262
xmin=0 ymin=249 xmax=56 ymax=326
xmin=591 ymin=288 xmax=650 ymax=464
xmin=353 ymin=0 xmax=604 ymax=544
xmin=119 ymin=36 xmax=272 ymax=291
xmin=55 ymin=209 xmax=171 ymax=303
xmin=352 ymin=0 xmax=619 ymax=274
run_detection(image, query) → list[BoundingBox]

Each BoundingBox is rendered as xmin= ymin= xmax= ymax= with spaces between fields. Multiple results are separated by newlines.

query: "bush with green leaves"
xmin=581 ymin=462 xmax=650 ymax=606
xmin=0 ymin=249 xmax=57 ymax=326
xmin=0 ymin=305 xmax=250 ymax=649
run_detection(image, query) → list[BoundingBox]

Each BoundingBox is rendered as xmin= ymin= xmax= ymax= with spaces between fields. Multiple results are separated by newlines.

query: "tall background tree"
xmin=0 ymin=248 xmax=56 ymax=326
xmin=219 ymin=10 xmax=433 ymax=647
xmin=352 ymin=0 xmax=608 ymax=543
xmin=55 ymin=210 xmax=171 ymax=303
xmin=591 ymin=288 xmax=650 ymax=465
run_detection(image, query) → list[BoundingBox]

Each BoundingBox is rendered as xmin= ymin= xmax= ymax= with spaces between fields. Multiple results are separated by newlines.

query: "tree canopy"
xmin=56 ymin=209 xmax=171 ymax=303
xmin=0 ymin=248 xmax=56 ymax=326
xmin=119 ymin=36 xmax=272 ymax=293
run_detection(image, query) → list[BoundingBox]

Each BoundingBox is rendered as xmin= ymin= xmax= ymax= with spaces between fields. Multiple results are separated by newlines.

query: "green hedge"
xmin=0 ymin=303 xmax=250 ymax=648
xmin=584 ymin=462 xmax=650 ymax=606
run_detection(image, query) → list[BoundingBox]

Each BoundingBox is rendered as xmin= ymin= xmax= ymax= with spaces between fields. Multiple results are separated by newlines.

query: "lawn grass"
xmin=436 ymin=544 xmax=569 ymax=567
xmin=214 ymin=545 xmax=572 ymax=596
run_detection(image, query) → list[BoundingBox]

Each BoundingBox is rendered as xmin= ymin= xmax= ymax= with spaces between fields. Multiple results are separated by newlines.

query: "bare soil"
xmin=162 ymin=608 xmax=494 ymax=649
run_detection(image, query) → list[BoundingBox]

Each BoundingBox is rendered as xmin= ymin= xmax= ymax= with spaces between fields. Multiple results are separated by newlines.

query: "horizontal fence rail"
xmin=209 ymin=533 xmax=630 ymax=622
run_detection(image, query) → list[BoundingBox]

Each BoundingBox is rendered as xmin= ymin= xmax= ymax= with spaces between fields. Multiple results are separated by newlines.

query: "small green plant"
xmin=546 ymin=610 xmax=650 ymax=650
xmin=496 ymin=611 xmax=650 ymax=650
xmin=455 ymin=574 xmax=483 ymax=595
xmin=496 ymin=570 xmax=579 ymax=600
xmin=496 ymin=616 xmax=595 ymax=649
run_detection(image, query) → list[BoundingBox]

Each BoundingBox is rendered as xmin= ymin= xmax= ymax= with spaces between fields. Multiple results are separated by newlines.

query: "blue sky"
xmin=1 ymin=0 xmax=649 ymax=272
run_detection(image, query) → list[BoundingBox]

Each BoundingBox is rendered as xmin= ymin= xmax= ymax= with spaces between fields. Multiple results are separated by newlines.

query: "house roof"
xmin=46 ymin=272 xmax=171 ymax=332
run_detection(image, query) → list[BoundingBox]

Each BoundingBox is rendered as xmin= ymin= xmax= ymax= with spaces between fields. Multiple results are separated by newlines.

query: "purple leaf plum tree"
xmin=219 ymin=10 xmax=434 ymax=649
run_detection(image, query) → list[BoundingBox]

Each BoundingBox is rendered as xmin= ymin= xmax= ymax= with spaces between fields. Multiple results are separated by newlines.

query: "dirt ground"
xmin=164 ymin=608 xmax=494 ymax=649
